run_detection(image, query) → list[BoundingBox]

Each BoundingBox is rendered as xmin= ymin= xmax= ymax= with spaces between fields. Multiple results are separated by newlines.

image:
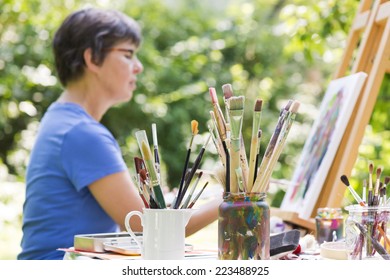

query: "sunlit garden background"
xmin=1 ymin=0 xmax=389 ymax=259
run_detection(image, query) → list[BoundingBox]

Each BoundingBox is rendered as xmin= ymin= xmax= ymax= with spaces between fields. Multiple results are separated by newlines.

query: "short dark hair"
xmin=53 ymin=8 xmax=142 ymax=86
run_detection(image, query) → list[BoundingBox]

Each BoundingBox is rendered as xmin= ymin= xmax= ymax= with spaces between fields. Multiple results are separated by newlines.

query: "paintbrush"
xmin=228 ymin=96 xmax=245 ymax=193
xmin=139 ymin=169 xmax=158 ymax=209
xmin=222 ymin=83 xmax=234 ymax=123
xmin=175 ymin=134 xmax=212 ymax=208
xmin=134 ymin=157 xmax=150 ymax=201
xmin=340 ymin=175 xmax=366 ymax=206
xmin=383 ymin=176 xmax=389 ymax=205
xmin=368 ymin=162 xmax=374 ymax=206
xmin=208 ymin=119 xmax=226 ymax=167
xmin=181 ymin=171 xmax=203 ymax=209
xmin=235 ymin=168 xmax=245 ymax=192
xmin=209 ymin=87 xmax=230 ymax=192
xmin=135 ymin=130 xmax=166 ymax=209
xmin=354 ymin=221 xmax=390 ymax=260
xmin=151 ymin=123 xmax=161 ymax=177
xmin=141 ymin=140 xmax=166 ymax=209
xmin=133 ymin=175 xmax=150 ymax=208
xmin=239 ymin=136 xmax=249 ymax=192
xmin=252 ymin=103 xmax=290 ymax=193
xmin=248 ymin=99 xmax=263 ymax=192
xmin=209 ymin=87 xmax=228 ymax=142
xmin=373 ymin=167 xmax=383 ymax=206
xmin=260 ymin=101 xmax=300 ymax=193
xmin=213 ymin=165 xmax=226 ymax=189
xmin=188 ymin=182 xmax=209 ymax=209
xmin=134 ymin=156 xmax=146 ymax=175
xmin=174 ymin=120 xmax=199 ymax=209
xmin=222 ymin=85 xmax=248 ymax=188
xmin=377 ymin=225 xmax=390 ymax=250
xmin=379 ymin=183 xmax=385 ymax=206
xmin=134 ymin=157 xmax=150 ymax=207
xmin=362 ymin=179 xmax=367 ymax=204
xmin=253 ymin=129 xmax=262 ymax=184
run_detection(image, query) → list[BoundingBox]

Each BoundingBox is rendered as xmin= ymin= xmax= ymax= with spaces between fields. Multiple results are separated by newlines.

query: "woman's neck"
xmin=58 ymin=80 xmax=109 ymax=121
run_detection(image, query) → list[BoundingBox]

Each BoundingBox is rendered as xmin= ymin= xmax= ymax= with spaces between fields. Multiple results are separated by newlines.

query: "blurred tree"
xmin=2 ymin=0 xmax=386 ymax=198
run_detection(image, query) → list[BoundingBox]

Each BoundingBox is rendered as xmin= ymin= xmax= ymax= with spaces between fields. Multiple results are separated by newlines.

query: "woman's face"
xmin=96 ymin=40 xmax=143 ymax=104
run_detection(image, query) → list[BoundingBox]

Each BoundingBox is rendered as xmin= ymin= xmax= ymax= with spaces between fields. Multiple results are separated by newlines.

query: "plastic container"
xmin=218 ymin=192 xmax=270 ymax=260
xmin=345 ymin=205 xmax=390 ymax=260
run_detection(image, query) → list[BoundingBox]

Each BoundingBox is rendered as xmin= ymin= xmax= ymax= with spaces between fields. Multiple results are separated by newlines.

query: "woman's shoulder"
xmin=63 ymin=118 xmax=116 ymax=150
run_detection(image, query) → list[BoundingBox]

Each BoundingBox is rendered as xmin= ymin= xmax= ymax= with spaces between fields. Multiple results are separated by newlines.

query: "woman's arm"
xmin=185 ymin=195 xmax=223 ymax=236
xmin=89 ymin=171 xmax=222 ymax=236
xmin=88 ymin=171 xmax=145 ymax=231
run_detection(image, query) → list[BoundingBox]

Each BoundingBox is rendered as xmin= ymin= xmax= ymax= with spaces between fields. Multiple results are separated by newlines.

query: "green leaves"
xmin=2 ymin=0 xmax=380 ymax=195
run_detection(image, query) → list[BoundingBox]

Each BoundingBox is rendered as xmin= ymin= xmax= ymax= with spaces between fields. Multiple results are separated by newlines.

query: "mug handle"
xmin=124 ymin=211 xmax=143 ymax=249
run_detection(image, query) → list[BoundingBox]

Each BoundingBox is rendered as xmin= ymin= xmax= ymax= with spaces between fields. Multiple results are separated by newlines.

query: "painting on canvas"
xmin=280 ymin=72 xmax=367 ymax=219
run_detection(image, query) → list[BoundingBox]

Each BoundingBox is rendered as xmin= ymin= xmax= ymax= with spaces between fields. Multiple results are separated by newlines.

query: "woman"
xmin=18 ymin=7 xmax=221 ymax=260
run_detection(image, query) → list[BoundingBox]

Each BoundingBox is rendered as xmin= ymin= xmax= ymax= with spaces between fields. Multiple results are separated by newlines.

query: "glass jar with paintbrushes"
xmin=345 ymin=205 xmax=390 ymax=260
xmin=341 ymin=167 xmax=390 ymax=260
xmin=208 ymin=84 xmax=300 ymax=260
xmin=218 ymin=192 xmax=270 ymax=260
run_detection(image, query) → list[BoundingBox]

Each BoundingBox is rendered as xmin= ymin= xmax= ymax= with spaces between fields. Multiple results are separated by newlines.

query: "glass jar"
xmin=218 ymin=192 xmax=270 ymax=260
xmin=345 ymin=205 xmax=390 ymax=260
xmin=315 ymin=207 xmax=344 ymax=244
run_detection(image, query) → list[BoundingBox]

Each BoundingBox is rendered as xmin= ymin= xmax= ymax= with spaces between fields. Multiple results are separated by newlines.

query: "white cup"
xmin=125 ymin=208 xmax=195 ymax=260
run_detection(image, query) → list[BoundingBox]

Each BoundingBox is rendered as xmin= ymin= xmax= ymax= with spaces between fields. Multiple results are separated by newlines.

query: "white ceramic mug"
xmin=125 ymin=208 xmax=195 ymax=260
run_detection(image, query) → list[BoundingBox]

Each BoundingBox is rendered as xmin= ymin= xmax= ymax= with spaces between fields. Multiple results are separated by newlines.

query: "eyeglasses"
xmin=103 ymin=47 xmax=142 ymax=71
xmin=105 ymin=48 xmax=135 ymax=56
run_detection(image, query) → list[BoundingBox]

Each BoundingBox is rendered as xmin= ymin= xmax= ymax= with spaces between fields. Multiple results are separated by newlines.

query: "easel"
xmin=314 ymin=0 xmax=390 ymax=216
xmin=272 ymin=0 xmax=390 ymax=231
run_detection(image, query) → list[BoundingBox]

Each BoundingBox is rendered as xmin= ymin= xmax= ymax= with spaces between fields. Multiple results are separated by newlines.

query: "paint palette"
xmin=74 ymin=232 xmax=142 ymax=253
xmin=103 ymin=241 xmax=194 ymax=256
xmin=103 ymin=241 xmax=141 ymax=255
xmin=74 ymin=232 xmax=194 ymax=256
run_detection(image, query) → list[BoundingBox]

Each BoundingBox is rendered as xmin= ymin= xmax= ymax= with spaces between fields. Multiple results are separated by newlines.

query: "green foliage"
xmin=3 ymin=0 xmax=385 ymax=196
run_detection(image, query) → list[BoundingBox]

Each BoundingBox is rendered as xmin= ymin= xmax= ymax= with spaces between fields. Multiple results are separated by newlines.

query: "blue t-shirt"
xmin=18 ymin=102 xmax=127 ymax=260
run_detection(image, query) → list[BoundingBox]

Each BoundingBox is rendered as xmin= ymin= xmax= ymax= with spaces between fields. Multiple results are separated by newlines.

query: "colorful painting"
xmin=280 ymin=72 xmax=367 ymax=219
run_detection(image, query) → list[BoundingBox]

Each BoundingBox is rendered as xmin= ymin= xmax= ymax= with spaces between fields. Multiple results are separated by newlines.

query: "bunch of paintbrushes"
xmin=208 ymin=84 xmax=300 ymax=195
xmin=340 ymin=163 xmax=390 ymax=259
xmin=133 ymin=123 xmax=210 ymax=210
xmin=340 ymin=163 xmax=389 ymax=207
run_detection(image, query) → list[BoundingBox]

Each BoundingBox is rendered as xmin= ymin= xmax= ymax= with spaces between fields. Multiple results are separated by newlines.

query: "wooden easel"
xmin=272 ymin=0 xmax=390 ymax=231
xmin=313 ymin=0 xmax=390 ymax=216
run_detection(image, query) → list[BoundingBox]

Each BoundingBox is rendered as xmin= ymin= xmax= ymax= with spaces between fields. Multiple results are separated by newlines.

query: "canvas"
xmin=280 ymin=72 xmax=368 ymax=219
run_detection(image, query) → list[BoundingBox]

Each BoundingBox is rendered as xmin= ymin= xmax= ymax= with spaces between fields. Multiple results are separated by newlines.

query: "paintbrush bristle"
xmin=214 ymin=166 xmax=226 ymax=188
xmin=369 ymin=162 xmax=374 ymax=174
xmin=222 ymin=84 xmax=234 ymax=100
xmin=254 ymin=99 xmax=263 ymax=112
xmin=385 ymin=176 xmax=390 ymax=185
xmin=134 ymin=157 xmax=145 ymax=173
xmin=139 ymin=169 xmax=148 ymax=182
xmin=376 ymin=167 xmax=382 ymax=177
xmin=340 ymin=174 xmax=350 ymax=186
xmin=141 ymin=141 xmax=152 ymax=161
xmin=229 ymin=96 xmax=245 ymax=110
xmin=191 ymin=120 xmax=199 ymax=135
